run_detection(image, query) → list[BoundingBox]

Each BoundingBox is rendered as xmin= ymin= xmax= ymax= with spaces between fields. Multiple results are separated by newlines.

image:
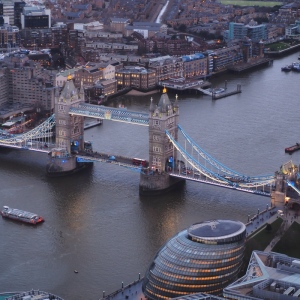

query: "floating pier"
xmin=212 ymin=84 xmax=242 ymax=100
xmin=84 ymin=118 xmax=102 ymax=130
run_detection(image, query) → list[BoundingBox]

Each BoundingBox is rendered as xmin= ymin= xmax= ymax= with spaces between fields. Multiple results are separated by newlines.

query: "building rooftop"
xmin=224 ymin=250 xmax=300 ymax=300
xmin=188 ymin=220 xmax=246 ymax=241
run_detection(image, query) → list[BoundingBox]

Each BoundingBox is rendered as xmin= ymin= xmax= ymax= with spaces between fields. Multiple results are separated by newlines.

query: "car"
xmin=108 ymin=155 xmax=117 ymax=161
xmin=27 ymin=142 xmax=33 ymax=146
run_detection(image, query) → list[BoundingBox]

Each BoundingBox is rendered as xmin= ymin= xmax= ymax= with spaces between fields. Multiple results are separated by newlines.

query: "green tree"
xmin=178 ymin=24 xmax=187 ymax=32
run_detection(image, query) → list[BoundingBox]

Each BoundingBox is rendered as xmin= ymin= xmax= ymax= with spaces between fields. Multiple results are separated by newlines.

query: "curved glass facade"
xmin=142 ymin=220 xmax=246 ymax=299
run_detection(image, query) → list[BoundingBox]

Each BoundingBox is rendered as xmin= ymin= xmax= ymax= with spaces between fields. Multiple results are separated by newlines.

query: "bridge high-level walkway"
xmin=70 ymin=104 xmax=149 ymax=126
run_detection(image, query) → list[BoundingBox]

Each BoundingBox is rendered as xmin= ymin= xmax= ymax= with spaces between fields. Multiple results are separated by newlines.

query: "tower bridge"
xmin=0 ymin=77 xmax=299 ymax=206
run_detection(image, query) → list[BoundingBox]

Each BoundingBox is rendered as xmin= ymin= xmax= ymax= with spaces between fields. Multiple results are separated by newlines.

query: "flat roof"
xmin=188 ymin=220 xmax=245 ymax=240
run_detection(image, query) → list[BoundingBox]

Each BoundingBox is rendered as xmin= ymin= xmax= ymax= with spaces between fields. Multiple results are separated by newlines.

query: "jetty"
xmin=193 ymin=82 xmax=242 ymax=100
xmin=212 ymin=85 xmax=242 ymax=100
xmin=84 ymin=118 xmax=102 ymax=130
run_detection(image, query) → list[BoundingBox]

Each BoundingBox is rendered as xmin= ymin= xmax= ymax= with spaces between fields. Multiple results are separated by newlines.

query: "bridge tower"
xmin=139 ymin=88 xmax=185 ymax=195
xmin=46 ymin=77 xmax=86 ymax=175
xmin=271 ymin=172 xmax=287 ymax=207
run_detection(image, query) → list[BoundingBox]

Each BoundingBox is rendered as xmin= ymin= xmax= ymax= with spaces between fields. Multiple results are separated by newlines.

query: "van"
xmin=277 ymin=210 xmax=284 ymax=216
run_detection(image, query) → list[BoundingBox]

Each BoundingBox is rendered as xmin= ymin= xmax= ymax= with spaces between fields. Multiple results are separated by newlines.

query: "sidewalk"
xmin=245 ymin=206 xmax=277 ymax=237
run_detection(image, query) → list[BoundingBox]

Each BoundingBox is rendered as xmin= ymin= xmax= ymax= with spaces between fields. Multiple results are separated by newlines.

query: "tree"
xmin=178 ymin=24 xmax=187 ymax=32
xmin=265 ymin=223 xmax=272 ymax=232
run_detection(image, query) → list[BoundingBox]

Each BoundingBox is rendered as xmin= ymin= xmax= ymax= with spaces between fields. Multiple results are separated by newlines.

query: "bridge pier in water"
xmin=139 ymin=172 xmax=185 ymax=195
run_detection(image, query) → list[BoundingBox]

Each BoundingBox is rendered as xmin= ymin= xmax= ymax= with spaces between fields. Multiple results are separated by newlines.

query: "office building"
xmin=0 ymin=0 xmax=25 ymax=27
xmin=226 ymin=21 xmax=267 ymax=42
xmin=21 ymin=6 xmax=51 ymax=29
xmin=115 ymin=66 xmax=156 ymax=90
xmin=224 ymin=250 xmax=300 ymax=300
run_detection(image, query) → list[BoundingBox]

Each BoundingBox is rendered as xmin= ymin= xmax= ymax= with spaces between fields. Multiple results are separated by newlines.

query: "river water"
xmin=1 ymin=53 xmax=300 ymax=299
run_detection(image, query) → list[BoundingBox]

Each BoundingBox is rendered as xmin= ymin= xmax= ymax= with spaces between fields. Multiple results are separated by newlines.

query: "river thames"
xmin=1 ymin=53 xmax=300 ymax=300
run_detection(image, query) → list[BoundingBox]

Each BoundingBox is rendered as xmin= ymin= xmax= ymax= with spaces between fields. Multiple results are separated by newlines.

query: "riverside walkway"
xmin=245 ymin=204 xmax=300 ymax=252
xmin=245 ymin=206 xmax=278 ymax=237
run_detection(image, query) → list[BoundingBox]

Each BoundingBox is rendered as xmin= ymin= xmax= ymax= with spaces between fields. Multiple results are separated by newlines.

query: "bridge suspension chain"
xmin=169 ymin=128 xmax=275 ymax=189
xmin=166 ymin=130 xmax=233 ymax=185
xmin=0 ymin=114 xmax=56 ymax=144
xmin=178 ymin=124 xmax=274 ymax=182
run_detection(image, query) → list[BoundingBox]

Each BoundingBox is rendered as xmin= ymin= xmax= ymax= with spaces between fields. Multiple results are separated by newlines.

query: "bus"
xmin=132 ymin=158 xmax=148 ymax=167
xmin=293 ymin=289 xmax=300 ymax=297
xmin=84 ymin=141 xmax=93 ymax=152
xmin=284 ymin=287 xmax=295 ymax=296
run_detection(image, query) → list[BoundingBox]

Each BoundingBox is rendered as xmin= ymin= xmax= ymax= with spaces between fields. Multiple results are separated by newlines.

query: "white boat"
xmin=209 ymin=88 xmax=225 ymax=94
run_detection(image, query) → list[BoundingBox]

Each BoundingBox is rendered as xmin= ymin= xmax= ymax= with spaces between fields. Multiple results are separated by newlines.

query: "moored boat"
xmin=0 ymin=206 xmax=44 ymax=224
xmin=3 ymin=290 xmax=64 ymax=300
xmin=285 ymin=143 xmax=300 ymax=154
xmin=281 ymin=65 xmax=292 ymax=72
xmin=292 ymin=62 xmax=300 ymax=72
xmin=209 ymin=87 xmax=225 ymax=94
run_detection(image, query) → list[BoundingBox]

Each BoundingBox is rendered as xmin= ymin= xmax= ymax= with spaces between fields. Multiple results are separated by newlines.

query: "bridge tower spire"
xmin=139 ymin=89 xmax=184 ymax=195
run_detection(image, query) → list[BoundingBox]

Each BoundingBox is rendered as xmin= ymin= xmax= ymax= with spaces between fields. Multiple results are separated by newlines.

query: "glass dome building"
xmin=142 ymin=220 xmax=246 ymax=299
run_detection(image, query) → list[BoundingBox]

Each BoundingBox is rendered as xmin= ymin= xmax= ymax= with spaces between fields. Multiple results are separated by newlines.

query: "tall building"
xmin=142 ymin=220 xmax=246 ymax=299
xmin=0 ymin=69 xmax=8 ymax=106
xmin=227 ymin=22 xmax=247 ymax=40
xmin=1 ymin=0 xmax=25 ymax=27
xmin=51 ymin=22 xmax=68 ymax=47
xmin=21 ymin=6 xmax=51 ymax=29
xmin=1 ymin=53 xmax=55 ymax=111
xmin=226 ymin=21 xmax=267 ymax=42
xmin=246 ymin=23 xmax=267 ymax=42
xmin=0 ymin=23 xmax=20 ymax=48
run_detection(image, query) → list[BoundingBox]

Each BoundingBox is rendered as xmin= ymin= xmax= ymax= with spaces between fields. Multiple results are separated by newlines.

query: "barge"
xmin=0 ymin=206 xmax=44 ymax=224
xmin=285 ymin=143 xmax=300 ymax=154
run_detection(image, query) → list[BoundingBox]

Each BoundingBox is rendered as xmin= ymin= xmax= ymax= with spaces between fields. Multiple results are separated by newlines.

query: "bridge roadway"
xmin=76 ymin=151 xmax=144 ymax=172
xmin=169 ymin=171 xmax=272 ymax=197
xmin=76 ymin=152 xmax=272 ymax=196
xmin=0 ymin=140 xmax=53 ymax=153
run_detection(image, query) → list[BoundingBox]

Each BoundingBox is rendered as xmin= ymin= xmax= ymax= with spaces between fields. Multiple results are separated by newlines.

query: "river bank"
xmin=124 ymin=89 xmax=160 ymax=96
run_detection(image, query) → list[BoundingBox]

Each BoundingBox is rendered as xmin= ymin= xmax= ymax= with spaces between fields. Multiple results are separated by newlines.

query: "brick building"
xmin=115 ymin=66 xmax=156 ymax=90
